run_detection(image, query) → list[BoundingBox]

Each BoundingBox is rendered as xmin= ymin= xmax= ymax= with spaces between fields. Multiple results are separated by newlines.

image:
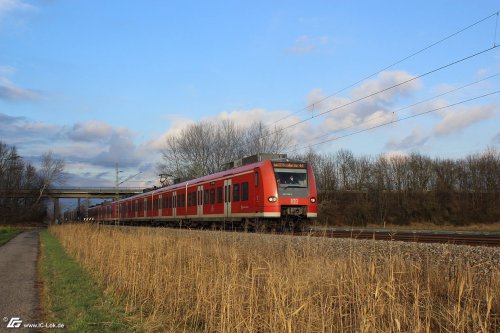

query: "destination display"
xmin=272 ymin=162 xmax=306 ymax=169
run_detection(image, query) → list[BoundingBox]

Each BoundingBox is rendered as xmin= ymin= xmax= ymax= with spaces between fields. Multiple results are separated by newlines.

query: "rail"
xmin=306 ymin=228 xmax=500 ymax=247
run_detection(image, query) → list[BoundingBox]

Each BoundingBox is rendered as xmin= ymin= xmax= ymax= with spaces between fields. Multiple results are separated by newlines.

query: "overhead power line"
xmin=272 ymin=44 xmax=499 ymax=137
xmin=268 ymin=11 xmax=500 ymax=127
xmin=285 ymin=90 xmax=500 ymax=154
xmin=286 ymin=72 xmax=500 ymax=150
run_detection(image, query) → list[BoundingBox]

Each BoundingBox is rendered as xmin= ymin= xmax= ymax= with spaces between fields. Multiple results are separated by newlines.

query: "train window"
xmin=153 ymin=198 xmax=158 ymax=210
xmin=210 ymin=189 xmax=215 ymax=204
xmin=180 ymin=194 xmax=185 ymax=208
xmin=274 ymin=168 xmax=308 ymax=188
xmin=255 ymin=172 xmax=259 ymax=186
xmin=187 ymin=193 xmax=192 ymax=206
xmin=192 ymin=192 xmax=197 ymax=206
xmin=233 ymin=183 xmax=240 ymax=202
xmin=204 ymin=189 xmax=209 ymax=205
xmin=242 ymin=182 xmax=249 ymax=201
xmin=217 ymin=187 xmax=223 ymax=203
xmin=148 ymin=199 xmax=152 ymax=211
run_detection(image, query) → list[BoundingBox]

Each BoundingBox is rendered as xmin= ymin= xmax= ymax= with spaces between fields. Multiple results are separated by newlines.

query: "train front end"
xmin=262 ymin=160 xmax=317 ymax=229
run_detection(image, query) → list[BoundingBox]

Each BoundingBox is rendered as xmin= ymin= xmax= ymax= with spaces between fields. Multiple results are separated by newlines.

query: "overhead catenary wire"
xmin=285 ymin=90 xmax=500 ymax=154
xmin=284 ymin=72 xmax=500 ymax=150
xmin=268 ymin=11 xmax=500 ymax=127
xmin=271 ymin=45 xmax=499 ymax=137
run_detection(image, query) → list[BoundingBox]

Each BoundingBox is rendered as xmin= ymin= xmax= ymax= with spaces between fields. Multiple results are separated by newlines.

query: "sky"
xmin=1 ymin=0 xmax=499 ymax=190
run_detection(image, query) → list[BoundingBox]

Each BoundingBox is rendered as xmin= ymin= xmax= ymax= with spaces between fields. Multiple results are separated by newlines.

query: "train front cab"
xmin=259 ymin=160 xmax=317 ymax=227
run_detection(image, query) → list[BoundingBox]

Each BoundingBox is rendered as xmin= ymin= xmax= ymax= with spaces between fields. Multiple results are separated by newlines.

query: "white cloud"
xmin=0 ymin=0 xmax=35 ymax=25
xmin=433 ymin=104 xmax=496 ymax=136
xmin=381 ymin=150 xmax=408 ymax=159
xmin=0 ymin=65 xmax=15 ymax=75
xmin=0 ymin=0 xmax=33 ymax=15
xmin=91 ymin=131 xmax=142 ymax=168
xmin=385 ymin=127 xmax=430 ymax=150
xmin=0 ymin=77 xmax=42 ymax=101
xmin=210 ymin=108 xmax=311 ymax=145
xmin=286 ymin=35 xmax=329 ymax=55
xmin=307 ymin=71 xmax=422 ymax=135
xmin=0 ymin=112 xmax=59 ymax=141
xmin=351 ymin=71 xmax=421 ymax=104
xmin=68 ymin=121 xmax=114 ymax=142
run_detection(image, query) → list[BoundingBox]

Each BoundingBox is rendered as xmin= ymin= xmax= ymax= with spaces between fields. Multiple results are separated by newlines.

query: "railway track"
xmin=305 ymin=228 xmax=500 ymax=247
xmin=91 ymin=221 xmax=500 ymax=247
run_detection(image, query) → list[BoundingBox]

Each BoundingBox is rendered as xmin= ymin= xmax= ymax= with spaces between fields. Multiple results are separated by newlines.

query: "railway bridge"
xmin=0 ymin=187 xmax=144 ymax=223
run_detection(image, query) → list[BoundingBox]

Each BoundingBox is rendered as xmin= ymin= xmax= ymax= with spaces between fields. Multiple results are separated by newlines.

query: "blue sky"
xmin=1 ymin=0 xmax=499 ymax=188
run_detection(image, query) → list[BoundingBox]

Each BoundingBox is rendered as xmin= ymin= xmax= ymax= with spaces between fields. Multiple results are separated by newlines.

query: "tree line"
xmin=300 ymin=148 xmax=499 ymax=226
xmin=0 ymin=141 xmax=66 ymax=224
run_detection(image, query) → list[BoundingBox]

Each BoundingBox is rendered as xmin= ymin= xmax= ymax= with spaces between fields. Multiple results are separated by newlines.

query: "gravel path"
xmin=0 ymin=230 xmax=40 ymax=333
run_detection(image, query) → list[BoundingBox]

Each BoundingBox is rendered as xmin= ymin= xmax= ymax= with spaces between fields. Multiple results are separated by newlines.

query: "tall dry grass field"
xmin=50 ymin=224 xmax=499 ymax=332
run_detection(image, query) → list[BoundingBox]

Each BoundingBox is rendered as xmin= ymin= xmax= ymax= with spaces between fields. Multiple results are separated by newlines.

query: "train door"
xmin=172 ymin=191 xmax=177 ymax=218
xmin=197 ymin=185 xmax=203 ymax=217
xmin=158 ymin=194 xmax=162 ymax=217
xmin=134 ymin=200 xmax=138 ymax=219
xmin=224 ymin=179 xmax=232 ymax=218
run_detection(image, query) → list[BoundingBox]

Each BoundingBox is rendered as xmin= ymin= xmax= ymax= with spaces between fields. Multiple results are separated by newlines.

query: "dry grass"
xmin=50 ymin=224 xmax=499 ymax=332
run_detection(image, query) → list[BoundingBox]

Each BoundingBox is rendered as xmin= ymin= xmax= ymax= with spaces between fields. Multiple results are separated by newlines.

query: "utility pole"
xmin=115 ymin=163 xmax=122 ymax=225
xmin=115 ymin=162 xmax=142 ymax=225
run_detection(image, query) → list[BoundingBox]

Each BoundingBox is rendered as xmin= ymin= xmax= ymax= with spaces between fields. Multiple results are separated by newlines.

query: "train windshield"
xmin=274 ymin=168 xmax=308 ymax=188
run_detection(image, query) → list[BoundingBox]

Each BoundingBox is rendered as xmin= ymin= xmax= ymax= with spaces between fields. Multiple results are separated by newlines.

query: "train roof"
xmin=100 ymin=156 xmax=308 ymax=204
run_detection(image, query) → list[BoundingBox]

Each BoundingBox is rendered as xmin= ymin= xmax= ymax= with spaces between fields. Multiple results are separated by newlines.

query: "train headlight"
xmin=310 ymin=197 xmax=316 ymax=203
xmin=268 ymin=196 xmax=277 ymax=202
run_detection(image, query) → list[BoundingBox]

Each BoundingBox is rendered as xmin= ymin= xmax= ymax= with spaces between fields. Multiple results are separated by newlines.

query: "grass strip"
xmin=39 ymin=230 xmax=140 ymax=332
xmin=0 ymin=226 xmax=22 ymax=246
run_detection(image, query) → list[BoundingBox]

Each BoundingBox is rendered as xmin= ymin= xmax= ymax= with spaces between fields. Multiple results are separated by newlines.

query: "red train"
xmin=88 ymin=154 xmax=317 ymax=230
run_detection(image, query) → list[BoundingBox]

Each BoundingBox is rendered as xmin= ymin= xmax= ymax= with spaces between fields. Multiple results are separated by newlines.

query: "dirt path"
xmin=0 ymin=230 xmax=40 ymax=332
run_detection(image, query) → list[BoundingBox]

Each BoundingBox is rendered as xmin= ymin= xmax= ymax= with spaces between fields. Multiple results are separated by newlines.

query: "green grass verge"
xmin=0 ymin=226 xmax=22 ymax=246
xmin=39 ymin=230 xmax=141 ymax=332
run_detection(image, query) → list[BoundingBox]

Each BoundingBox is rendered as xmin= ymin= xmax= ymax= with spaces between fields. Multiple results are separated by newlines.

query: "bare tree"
xmin=159 ymin=119 xmax=290 ymax=180
xmin=0 ymin=142 xmax=56 ymax=223
xmin=34 ymin=151 xmax=67 ymax=205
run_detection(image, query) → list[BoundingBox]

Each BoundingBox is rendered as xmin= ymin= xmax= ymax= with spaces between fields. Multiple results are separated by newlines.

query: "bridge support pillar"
xmin=53 ymin=198 xmax=60 ymax=224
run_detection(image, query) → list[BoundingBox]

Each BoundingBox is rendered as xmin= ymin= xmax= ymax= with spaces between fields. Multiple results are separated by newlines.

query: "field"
xmin=50 ymin=224 xmax=499 ymax=332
